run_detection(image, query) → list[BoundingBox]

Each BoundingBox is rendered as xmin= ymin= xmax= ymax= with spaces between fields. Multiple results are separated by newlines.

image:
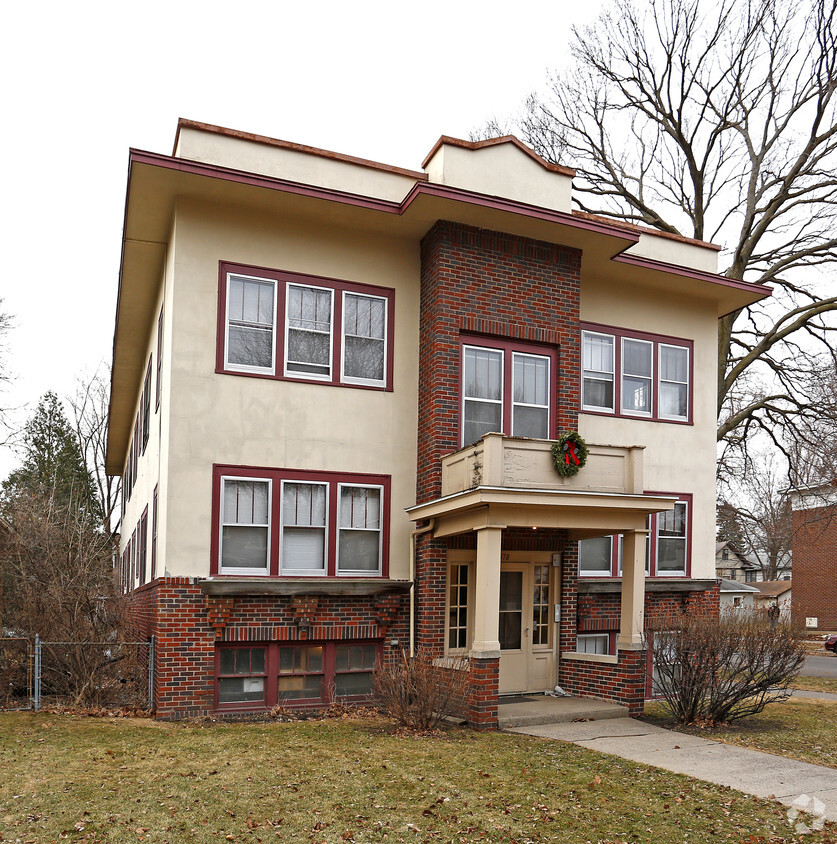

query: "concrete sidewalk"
xmin=508 ymin=717 xmax=837 ymax=822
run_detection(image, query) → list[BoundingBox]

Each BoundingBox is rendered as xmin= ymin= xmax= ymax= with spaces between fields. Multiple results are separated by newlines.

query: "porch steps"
xmin=497 ymin=694 xmax=629 ymax=729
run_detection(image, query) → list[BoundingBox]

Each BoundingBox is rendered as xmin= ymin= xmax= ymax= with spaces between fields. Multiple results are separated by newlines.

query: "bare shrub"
xmin=651 ymin=609 xmax=805 ymax=726
xmin=373 ymin=648 xmax=468 ymax=732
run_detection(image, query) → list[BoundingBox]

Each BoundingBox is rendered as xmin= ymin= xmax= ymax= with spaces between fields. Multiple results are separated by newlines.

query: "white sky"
xmin=0 ymin=0 xmax=603 ymax=480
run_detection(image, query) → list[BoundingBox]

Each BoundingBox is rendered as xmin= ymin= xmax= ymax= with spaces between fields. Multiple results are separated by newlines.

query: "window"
xmin=745 ymin=570 xmax=757 ymax=583
xmin=155 ymin=305 xmax=164 ymax=410
xmin=215 ymin=642 xmax=379 ymax=710
xmin=220 ymin=478 xmax=271 ymax=575
xmin=448 ymin=564 xmax=469 ymax=650
xmin=212 ymin=466 xmax=389 ymax=577
xmin=461 ymin=338 xmax=555 ymax=446
xmin=141 ymin=357 xmax=152 ymax=453
xmin=218 ymin=647 xmax=267 ymax=705
xmin=577 ymin=634 xmax=611 ymax=655
xmin=151 ymin=486 xmax=158 ymax=580
xmin=217 ymin=262 xmax=393 ymax=390
xmin=581 ymin=324 xmax=692 ymax=422
xmin=138 ymin=508 xmax=148 ymax=585
xmin=577 ymin=494 xmax=690 ymax=577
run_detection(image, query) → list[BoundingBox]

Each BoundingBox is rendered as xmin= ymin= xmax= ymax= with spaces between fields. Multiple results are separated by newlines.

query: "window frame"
xmin=141 ymin=356 xmax=152 ymax=454
xmin=151 ymin=486 xmax=158 ymax=581
xmin=218 ymin=475 xmax=273 ymax=577
xmin=576 ymin=633 xmax=613 ymax=655
xmin=214 ymin=641 xmax=381 ymax=712
xmin=216 ymin=262 xmax=394 ymax=391
xmin=576 ymin=493 xmax=692 ymax=578
xmin=155 ymin=305 xmax=164 ymax=411
xmin=446 ymin=562 xmax=472 ymax=654
xmin=580 ymin=323 xmax=693 ymax=424
xmin=211 ymin=465 xmax=390 ymax=578
xmin=459 ymin=335 xmax=557 ymax=447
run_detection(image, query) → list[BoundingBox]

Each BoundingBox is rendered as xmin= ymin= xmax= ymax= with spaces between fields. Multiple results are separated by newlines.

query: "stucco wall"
xmin=579 ymin=276 xmax=719 ymax=580
xmin=161 ymin=197 xmax=420 ymax=580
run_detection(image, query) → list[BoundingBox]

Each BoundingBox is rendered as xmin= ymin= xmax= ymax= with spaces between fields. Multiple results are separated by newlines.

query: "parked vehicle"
xmin=825 ymin=634 xmax=837 ymax=655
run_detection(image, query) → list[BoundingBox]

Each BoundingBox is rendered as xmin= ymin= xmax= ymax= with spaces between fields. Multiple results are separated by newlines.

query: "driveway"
xmin=803 ymin=655 xmax=837 ymax=679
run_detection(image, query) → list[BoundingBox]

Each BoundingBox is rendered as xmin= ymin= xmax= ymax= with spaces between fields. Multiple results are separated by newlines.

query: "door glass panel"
xmin=532 ymin=565 xmax=550 ymax=645
xmin=499 ymin=571 xmax=523 ymax=650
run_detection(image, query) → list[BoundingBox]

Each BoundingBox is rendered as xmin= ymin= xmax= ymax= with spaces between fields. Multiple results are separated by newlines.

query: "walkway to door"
xmin=497 ymin=694 xmax=628 ymax=729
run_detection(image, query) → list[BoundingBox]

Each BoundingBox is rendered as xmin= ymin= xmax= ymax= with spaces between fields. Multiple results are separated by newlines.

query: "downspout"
xmin=409 ymin=520 xmax=435 ymax=658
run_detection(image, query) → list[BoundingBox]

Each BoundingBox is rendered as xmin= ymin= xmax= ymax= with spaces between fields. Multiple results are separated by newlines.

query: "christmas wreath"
xmin=551 ymin=431 xmax=589 ymax=477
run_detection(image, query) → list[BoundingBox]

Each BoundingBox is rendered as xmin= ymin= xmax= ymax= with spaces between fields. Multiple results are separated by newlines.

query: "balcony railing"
xmin=441 ymin=433 xmax=644 ymax=497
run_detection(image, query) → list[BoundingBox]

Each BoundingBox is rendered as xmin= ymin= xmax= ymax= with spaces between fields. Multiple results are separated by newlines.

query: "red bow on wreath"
xmin=562 ymin=441 xmax=580 ymax=467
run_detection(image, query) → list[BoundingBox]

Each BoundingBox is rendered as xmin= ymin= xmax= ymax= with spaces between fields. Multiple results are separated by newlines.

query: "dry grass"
xmin=645 ymin=696 xmax=837 ymax=769
xmin=1 ymin=711 xmax=836 ymax=843
xmin=793 ymin=676 xmax=837 ymax=694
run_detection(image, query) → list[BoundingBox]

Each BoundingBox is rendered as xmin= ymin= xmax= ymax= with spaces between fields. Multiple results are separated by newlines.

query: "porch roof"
xmin=406 ymin=485 xmax=677 ymax=540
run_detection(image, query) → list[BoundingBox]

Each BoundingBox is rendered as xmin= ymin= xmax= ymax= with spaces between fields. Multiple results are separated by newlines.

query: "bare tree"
xmin=0 ymin=299 xmax=14 ymax=445
xmin=480 ymin=0 xmax=837 ymax=470
xmin=718 ymin=454 xmax=792 ymax=579
xmin=69 ymin=365 xmax=121 ymax=542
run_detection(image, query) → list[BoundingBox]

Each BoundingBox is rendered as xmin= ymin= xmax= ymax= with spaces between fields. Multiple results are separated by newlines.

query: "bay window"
xmin=461 ymin=338 xmax=555 ymax=446
xmin=212 ymin=466 xmax=389 ymax=577
xmin=581 ymin=324 xmax=692 ymax=422
xmin=218 ymin=262 xmax=393 ymax=389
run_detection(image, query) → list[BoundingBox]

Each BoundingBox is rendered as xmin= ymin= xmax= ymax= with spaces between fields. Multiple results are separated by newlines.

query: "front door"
xmin=498 ymin=562 xmax=554 ymax=694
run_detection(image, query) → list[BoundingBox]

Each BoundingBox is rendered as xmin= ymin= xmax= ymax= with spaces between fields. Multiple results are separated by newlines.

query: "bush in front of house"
xmin=373 ymin=648 xmax=468 ymax=732
xmin=651 ymin=609 xmax=805 ymax=726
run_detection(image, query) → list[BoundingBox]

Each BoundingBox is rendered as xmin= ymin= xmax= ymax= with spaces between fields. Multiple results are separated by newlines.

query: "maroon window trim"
xmin=150 ymin=486 xmax=158 ymax=580
xmin=215 ymin=261 xmax=395 ymax=392
xmin=138 ymin=507 xmax=149 ymax=585
xmin=580 ymin=321 xmax=694 ymax=425
xmin=155 ymin=305 xmax=164 ymax=411
xmin=458 ymin=333 xmax=559 ymax=446
xmin=213 ymin=640 xmax=381 ymax=712
xmin=577 ymin=492 xmax=692 ymax=579
xmin=210 ymin=464 xmax=391 ymax=578
xmin=141 ymin=357 xmax=152 ymax=454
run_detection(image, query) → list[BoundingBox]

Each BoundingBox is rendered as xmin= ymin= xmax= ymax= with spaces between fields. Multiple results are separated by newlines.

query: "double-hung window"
xmin=577 ymin=493 xmax=690 ymax=577
xmin=218 ymin=262 xmax=393 ymax=390
xmin=214 ymin=466 xmax=389 ymax=577
xmin=461 ymin=339 xmax=554 ymax=446
xmin=581 ymin=324 xmax=691 ymax=422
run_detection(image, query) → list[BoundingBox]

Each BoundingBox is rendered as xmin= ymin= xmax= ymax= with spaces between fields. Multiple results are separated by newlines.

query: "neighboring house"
xmin=789 ymin=481 xmax=837 ymax=630
xmin=714 ymin=541 xmax=757 ymax=582
xmin=105 ymin=120 xmax=770 ymax=726
xmin=751 ymin=581 xmax=793 ymax=622
xmin=745 ymin=550 xmax=792 ymax=582
xmin=718 ymin=578 xmax=759 ymax=613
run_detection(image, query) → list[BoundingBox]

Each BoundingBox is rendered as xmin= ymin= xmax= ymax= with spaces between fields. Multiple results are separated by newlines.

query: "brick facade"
xmin=129 ymin=578 xmax=408 ymax=719
xmin=792 ymin=503 xmax=837 ymax=630
xmin=417 ymin=221 xmax=581 ymax=504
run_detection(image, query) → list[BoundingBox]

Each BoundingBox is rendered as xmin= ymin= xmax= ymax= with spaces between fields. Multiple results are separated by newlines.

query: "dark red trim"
xmin=580 ymin=322 xmax=694 ymax=425
xmin=614 ymin=252 xmax=771 ymax=297
xmin=212 ymin=639 xmax=381 ymax=712
xmin=215 ymin=261 xmax=395 ymax=392
xmin=150 ymin=486 xmax=158 ymax=581
xmin=141 ymin=356 xmax=152 ymax=455
xmin=138 ymin=507 xmax=149 ymax=586
xmin=210 ymin=465 xmax=391 ymax=578
xmin=176 ymin=119 xmax=428 ymax=180
xmin=155 ymin=305 xmax=163 ymax=411
xmin=421 ymin=134 xmax=576 ymax=177
xmin=458 ymin=334 xmax=559 ymax=446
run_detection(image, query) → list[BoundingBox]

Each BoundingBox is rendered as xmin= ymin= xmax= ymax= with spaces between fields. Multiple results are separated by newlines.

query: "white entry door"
xmin=498 ymin=563 xmax=554 ymax=694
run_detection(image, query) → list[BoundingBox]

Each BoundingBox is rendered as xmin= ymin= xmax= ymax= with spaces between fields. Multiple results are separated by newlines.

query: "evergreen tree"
xmin=1 ymin=392 xmax=101 ymax=523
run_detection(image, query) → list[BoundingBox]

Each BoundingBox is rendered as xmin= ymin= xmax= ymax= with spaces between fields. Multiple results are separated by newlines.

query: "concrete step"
xmin=497 ymin=694 xmax=629 ymax=728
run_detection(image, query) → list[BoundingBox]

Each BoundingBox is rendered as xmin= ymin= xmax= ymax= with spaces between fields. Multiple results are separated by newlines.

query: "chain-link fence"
xmin=0 ymin=636 xmax=154 ymax=712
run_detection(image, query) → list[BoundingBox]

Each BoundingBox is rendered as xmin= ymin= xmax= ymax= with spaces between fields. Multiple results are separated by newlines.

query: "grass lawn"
xmin=644 ymin=696 xmax=837 ymax=770
xmin=793 ymin=676 xmax=837 ymax=695
xmin=1 ymin=712 xmax=835 ymax=843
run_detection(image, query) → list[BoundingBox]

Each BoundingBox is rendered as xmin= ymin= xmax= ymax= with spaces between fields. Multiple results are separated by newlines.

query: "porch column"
xmin=617 ymin=529 xmax=648 ymax=650
xmin=470 ymin=525 xmax=504 ymax=656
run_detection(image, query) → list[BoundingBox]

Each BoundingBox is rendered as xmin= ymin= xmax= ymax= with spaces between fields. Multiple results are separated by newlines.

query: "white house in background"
xmin=718 ymin=578 xmax=759 ymax=613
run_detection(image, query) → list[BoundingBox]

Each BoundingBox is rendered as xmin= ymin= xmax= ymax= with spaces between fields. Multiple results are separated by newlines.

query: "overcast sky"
xmin=0 ymin=0 xmax=604 ymax=480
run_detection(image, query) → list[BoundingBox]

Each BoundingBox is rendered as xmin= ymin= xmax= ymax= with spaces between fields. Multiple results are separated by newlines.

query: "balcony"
xmin=441 ymin=433 xmax=644 ymax=498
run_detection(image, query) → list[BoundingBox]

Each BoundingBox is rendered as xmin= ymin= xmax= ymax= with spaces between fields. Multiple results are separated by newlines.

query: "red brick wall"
xmin=792 ymin=504 xmax=837 ymax=630
xmin=128 ymin=579 xmax=408 ymax=719
xmin=417 ymin=221 xmax=581 ymax=504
